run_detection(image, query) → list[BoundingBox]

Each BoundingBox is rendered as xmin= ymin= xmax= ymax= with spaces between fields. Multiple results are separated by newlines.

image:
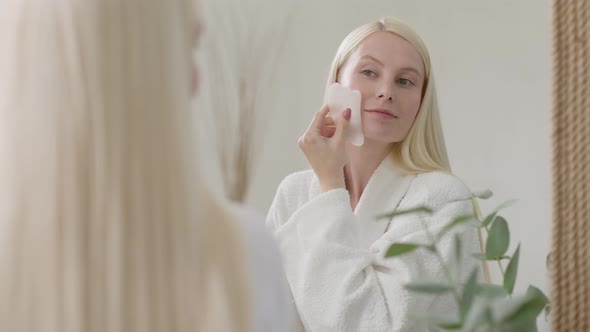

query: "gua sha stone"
xmin=326 ymin=83 xmax=364 ymax=146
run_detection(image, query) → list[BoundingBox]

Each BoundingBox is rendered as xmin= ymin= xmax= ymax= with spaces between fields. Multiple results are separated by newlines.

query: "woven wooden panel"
xmin=551 ymin=0 xmax=590 ymax=330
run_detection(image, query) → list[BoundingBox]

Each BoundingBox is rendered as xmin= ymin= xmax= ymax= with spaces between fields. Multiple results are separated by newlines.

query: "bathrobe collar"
xmin=351 ymin=156 xmax=416 ymax=248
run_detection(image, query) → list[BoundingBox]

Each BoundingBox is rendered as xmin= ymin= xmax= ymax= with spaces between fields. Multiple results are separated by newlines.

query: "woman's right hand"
xmin=298 ymin=104 xmax=351 ymax=192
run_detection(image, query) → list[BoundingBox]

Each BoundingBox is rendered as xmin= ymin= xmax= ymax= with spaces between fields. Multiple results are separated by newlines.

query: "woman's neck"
xmin=344 ymin=139 xmax=393 ymax=210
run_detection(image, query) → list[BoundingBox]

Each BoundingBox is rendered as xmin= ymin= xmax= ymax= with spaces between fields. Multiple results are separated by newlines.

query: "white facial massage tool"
xmin=326 ymin=83 xmax=364 ymax=146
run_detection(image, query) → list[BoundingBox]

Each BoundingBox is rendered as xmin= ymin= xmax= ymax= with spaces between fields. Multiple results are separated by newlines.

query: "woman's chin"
xmin=361 ymin=130 xmax=403 ymax=145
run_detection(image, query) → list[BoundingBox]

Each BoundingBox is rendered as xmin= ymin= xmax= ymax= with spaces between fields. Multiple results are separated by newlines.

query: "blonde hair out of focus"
xmin=0 ymin=0 xmax=250 ymax=331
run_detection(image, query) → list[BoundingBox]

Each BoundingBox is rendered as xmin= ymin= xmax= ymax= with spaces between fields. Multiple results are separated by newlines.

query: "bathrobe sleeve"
xmin=267 ymin=172 xmax=480 ymax=332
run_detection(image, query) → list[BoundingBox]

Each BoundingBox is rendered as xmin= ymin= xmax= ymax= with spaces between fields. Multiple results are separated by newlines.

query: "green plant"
xmin=383 ymin=190 xmax=549 ymax=331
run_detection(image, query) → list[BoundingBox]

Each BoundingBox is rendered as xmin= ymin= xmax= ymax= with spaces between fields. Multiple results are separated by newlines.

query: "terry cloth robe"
xmin=266 ymin=156 xmax=481 ymax=332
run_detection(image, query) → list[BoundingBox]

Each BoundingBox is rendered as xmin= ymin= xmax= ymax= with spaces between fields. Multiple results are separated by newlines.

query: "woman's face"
xmin=338 ymin=31 xmax=425 ymax=144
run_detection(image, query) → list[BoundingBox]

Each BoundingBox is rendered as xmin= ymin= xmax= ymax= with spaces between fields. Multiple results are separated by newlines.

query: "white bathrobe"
xmin=266 ymin=157 xmax=481 ymax=332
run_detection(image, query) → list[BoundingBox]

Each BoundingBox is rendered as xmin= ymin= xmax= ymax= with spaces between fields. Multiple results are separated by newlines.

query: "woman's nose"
xmin=377 ymin=82 xmax=394 ymax=101
xmin=377 ymin=90 xmax=393 ymax=101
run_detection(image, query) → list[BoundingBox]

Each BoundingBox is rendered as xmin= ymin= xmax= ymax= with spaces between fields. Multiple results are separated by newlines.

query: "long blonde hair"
xmin=0 ymin=0 xmax=250 ymax=331
xmin=326 ymin=17 xmax=451 ymax=173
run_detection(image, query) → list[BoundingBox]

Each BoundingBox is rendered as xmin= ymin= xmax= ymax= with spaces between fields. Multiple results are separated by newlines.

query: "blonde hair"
xmin=0 ymin=0 xmax=250 ymax=331
xmin=326 ymin=17 xmax=451 ymax=173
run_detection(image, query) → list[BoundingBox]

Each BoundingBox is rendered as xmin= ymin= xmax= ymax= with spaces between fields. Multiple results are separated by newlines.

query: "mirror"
xmin=196 ymin=1 xmax=552 ymax=330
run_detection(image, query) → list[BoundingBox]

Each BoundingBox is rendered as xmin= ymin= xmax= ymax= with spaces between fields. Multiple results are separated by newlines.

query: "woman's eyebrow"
xmin=399 ymin=67 xmax=422 ymax=77
xmin=359 ymin=55 xmax=422 ymax=77
xmin=359 ymin=55 xmax=384 ymax=66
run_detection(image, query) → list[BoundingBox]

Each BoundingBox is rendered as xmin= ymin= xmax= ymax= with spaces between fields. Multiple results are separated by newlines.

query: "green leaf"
xmin=404 ymin=282 xmax=454 ymax=294
xmin=492 ymin=199 xmax=518 ymax=213
xmin=424 ymin=245 xmax=437 ymax=252
xmin=460 ymin=268 xmax=479 ymax=321
xmin=502 ymin=286 xmax=548 ymax=324
xmin=476 ymin=284 xmax=509 ymax=298
xmin=503 ymin=244 xmax=521 ymax=294
xmin=525 ymin=285 xmax=549 ymax=305
xmin=461 ymin=299 xmax=488 ymax=332
xmin=472 ymin=253 xmax=510 ymax=261
xmin=472 ymin=189 xmax=493 ymax=199
xmin=481 ymin=200 xmax=517 ymax=228
xmin=486 ymin=217 xmax=510 ymax=259
xmin=482 ymin=212 xmax=497 ymax=228
xmin=385 ymin=243 xmax=421 ymax=258
xmin=376 ymin=206 xmax=433 ymax=220
xmin=437 ymin=321 xmax=462 ymax=329
xmin=499 ymin=317 xmax=537 ymax=332
xmin=437 ymin=214 xmax=477 ymax=240
xmin=471 ymin=253 xmax=488 ymax=260
xmin=483 ymin=308 xmax=495 ymax=328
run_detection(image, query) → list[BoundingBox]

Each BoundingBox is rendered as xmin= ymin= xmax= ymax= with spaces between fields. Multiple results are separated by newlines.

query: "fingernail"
xmin=343 ymin=108 xmax=351 ymax=120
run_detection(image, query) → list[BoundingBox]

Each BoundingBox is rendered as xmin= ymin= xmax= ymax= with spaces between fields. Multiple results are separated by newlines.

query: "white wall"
xmin=202 ymin=0 xmax=553 ymax=330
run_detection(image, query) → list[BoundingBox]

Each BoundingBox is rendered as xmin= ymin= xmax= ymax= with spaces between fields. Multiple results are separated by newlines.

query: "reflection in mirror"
xmin=197 ymin=1 xmax=552 ymax=331
xmin=194 ymin=0 xmax=293 ymax=201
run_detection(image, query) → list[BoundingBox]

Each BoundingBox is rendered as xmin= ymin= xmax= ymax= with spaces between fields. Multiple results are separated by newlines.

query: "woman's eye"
xmin=361 ymin=69 xmax=376 ymax=77
xmin=399 ymin=78 xmax=415 ymax=86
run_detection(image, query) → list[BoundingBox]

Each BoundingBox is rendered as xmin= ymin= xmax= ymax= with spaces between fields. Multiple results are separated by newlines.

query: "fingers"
xmin=333 ymin=108 xmax=351 ymax=142
xmin=310 ymin=104 xmax=331 ymax=132
xmin=323 ymin=114 xmax=336 ymax=126
xmin=320 ymin=114 xmax=336 ymax=137
xmin=320 ymin=125 xmax=336 ymax=138
xmin=299 ymin=105 xmax=332 ymax=148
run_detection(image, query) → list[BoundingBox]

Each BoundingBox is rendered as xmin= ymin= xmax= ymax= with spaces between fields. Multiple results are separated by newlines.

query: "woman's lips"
xmin=365 ymin=109 xmax=398 ymax=118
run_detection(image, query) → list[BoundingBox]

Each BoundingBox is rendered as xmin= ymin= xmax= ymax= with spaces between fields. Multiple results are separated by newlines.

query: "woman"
xmin=0 ymin=0 xmax=289 ymax=331
xmin=267 ymin=17 xmax=480 ymax=331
